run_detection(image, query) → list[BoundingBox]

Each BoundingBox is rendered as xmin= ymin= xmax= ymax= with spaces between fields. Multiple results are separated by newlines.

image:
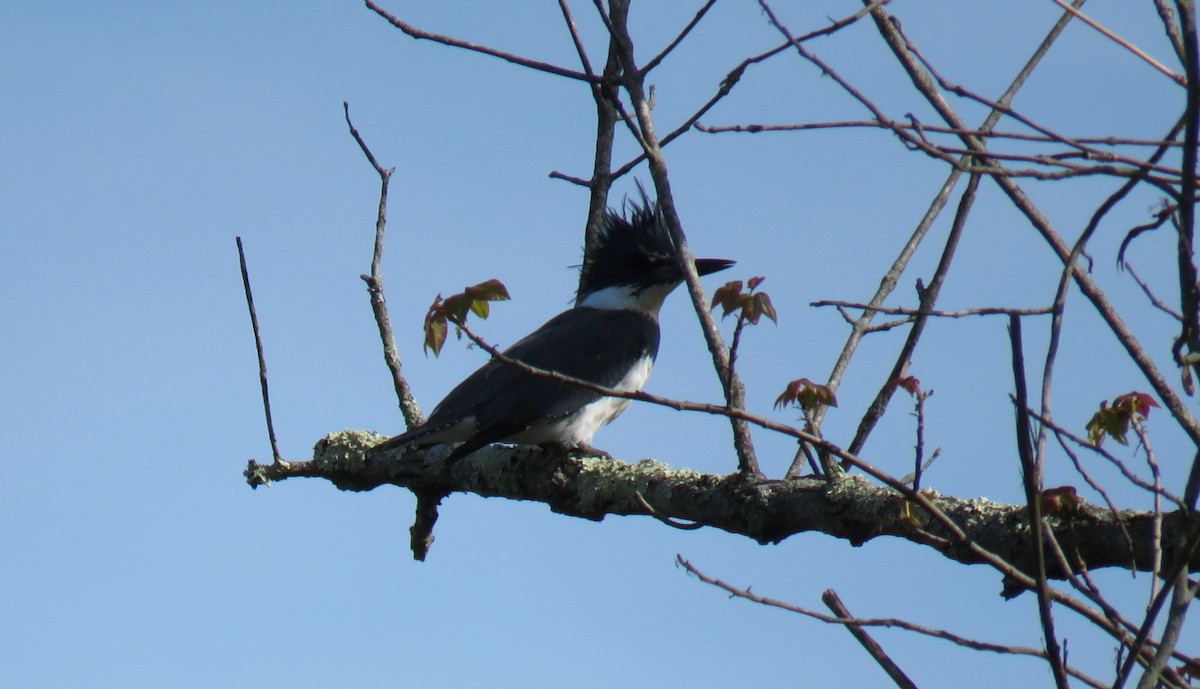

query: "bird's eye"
xmin=635 ymin=252 xmax=670 ymax=270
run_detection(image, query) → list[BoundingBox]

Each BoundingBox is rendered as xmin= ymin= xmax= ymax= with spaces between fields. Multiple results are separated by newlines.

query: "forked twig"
xmin=364 ymin=0 xmax=597 ymax=83
xmin=343 ymin=101 xmax=424 ymax=430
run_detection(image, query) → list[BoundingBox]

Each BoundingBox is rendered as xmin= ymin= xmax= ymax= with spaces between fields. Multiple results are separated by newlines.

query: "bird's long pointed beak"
xmin=695 ymin=258 xmax=736 ymax=276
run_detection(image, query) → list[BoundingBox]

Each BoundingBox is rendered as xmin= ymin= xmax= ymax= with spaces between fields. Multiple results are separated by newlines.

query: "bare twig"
xmin=862 ymin=0 xmax=1200 ymax=453
xmin=910 ymin=387 xmax=935 ymax=491
xmin=1009 ymin=315 xmax=1070 ymax=689
xmin=1154 ymin=0 xmax=1187 ymax=65
xmin=1030 ymin=409 xmax=1185 ymax=508
xmin=1118 ymin=524 xmax=1200 ymax=688
xmin=605 ymin=0 xmax=760 ymax=475
xmin=555 ymin=0 xmax=621 ymax=250
xmin=678 ymin=556 xmax=1106 ymax=689
xmin=1132 ymin=417 xmax=1164 ymax=606
xmin=1124 ymin=263 xmax=1185 ymax=321
xmin=1173 ymin=0 xmax=1200 ymax=419
xmin=1049 ymin=0 xmax=1185 ymax=85
xmin=821 ymin=590 xmax=919 ymax=689
xmin=812 ymin=301 xmax=1054 ymax=319
xmin=591 ymin=0 xmax=893 ymax=185
xmin=1134 ymin=570 xmax=1197 ymax=689
xmin=236 ymin=236 xmax=283 ymax=465
xmin=797 ymin=0 xmax=1080 ymax=457
xmin=640 ymin=0 xmax=716 ymax=74
xmin=795 ymin=172 xmax=960 ymax=464
xmin=848 ymin=173 xmax=980 ymax=457
xmin=635 ymin=491 xmax=703 ymax=530
xmin=695 ymin=120 xmax=1185 ymax=149
xmin=364 ymin=0 xmax=597 ymax=83
xmin=343 ymin=102 xmax=424 ymax=430
xmin=1041 ymin=421 xmax=1139 ymax=567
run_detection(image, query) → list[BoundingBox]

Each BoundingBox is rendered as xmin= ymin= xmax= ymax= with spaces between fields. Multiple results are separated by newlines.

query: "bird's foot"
xmin=569 ymin=442 xmax=613 ymax=459
xmin=535 ymin=441 xmax=613 ymax=459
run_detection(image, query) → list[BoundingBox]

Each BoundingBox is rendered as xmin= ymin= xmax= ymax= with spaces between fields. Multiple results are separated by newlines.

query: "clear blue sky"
xmin=2 ymin=1 xmax=1191 ymax=686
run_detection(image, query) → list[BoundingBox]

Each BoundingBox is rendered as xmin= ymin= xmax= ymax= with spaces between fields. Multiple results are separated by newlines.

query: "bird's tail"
xmin=369 ymin=428 xmax=424 ymax=456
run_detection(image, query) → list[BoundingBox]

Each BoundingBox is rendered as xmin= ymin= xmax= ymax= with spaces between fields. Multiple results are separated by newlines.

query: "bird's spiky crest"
xmin=575 ymin=190 xmax=679 ymax=305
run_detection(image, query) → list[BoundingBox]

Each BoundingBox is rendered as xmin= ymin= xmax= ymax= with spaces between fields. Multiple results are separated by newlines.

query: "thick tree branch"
xmin=246 ymin=430 xmax=1200 ymax=580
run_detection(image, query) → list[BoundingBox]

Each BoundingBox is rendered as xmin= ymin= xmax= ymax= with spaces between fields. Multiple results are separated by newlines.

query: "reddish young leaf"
xmin=1112 ymin=391 xmax=1159 ymax=419
xmin=711 ymin=280 xmax=745 ymax=318
xmin=1040 ymin=486 xmax=1080 ymax=517
xmin=894 ymin=376 xmax=922 ymax=395
xmin=747 ymin=275 xmax=766 ymax=291
xmin=775 ymin=378 xmax=838 ymax=411
xmin=753 ymin=292 xmax=778 ymax=324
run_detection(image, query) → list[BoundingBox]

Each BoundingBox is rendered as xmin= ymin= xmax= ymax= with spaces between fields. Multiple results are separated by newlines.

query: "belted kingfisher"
xmin=372 ymin=195 xmax=733 ymax=462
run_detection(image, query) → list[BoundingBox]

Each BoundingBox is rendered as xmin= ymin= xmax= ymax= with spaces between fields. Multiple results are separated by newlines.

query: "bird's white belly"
xmin=512 ymin=354 xmax=653 ymax=444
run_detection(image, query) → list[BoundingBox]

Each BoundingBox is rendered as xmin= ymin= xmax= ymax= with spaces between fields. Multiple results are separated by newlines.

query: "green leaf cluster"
xmin=1085 ymin=391 xmax=1159 ymax=446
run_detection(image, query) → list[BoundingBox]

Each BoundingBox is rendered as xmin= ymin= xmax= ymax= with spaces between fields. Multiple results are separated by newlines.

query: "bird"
xmin=371 ymin=194 xmax=734 ymax=462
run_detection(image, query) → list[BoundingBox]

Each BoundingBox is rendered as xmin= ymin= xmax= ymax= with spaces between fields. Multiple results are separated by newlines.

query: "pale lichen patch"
xmin=313 ymin=429 xmax=387 ymax=472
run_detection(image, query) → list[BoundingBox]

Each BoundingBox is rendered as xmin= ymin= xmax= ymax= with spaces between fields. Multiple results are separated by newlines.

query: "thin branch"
xmin=1154 ymin=0 xmax=1187 ymax=65
xmin=695 ymin=120 xmax=1186 ymax=148
xmin=363 ymin=0 xmax=597 ymax=82
xmin=640 ymin=0 xmax=716 ymax=74
xmin=1134 ymin=571 xmax=1197 ymax=689
xmin=909 ymin=387 xmax=934 ymax=491
xmin=1120 ymin=197 xmax=1183 ymax=269
xmin=556 ymin=0 xmax=621 ymax=247
xmin=343 ymin=102 xmax=424 ymax=430
xmin=1049 ymin=0 xmax=1185 ymax=85
xmin=1043 ymin=424 xmax=1139 ymax=569
xmin=806 ymin=0 xmax=1079 ymax=451
xmin=605 ymin=0 xmax=760 ymax=475
xmin=1124 ymin=261 xmax=1185 ymax=322
xmin=821 ymin=590 xmax=919 ymax=689
xmin=1117 ymin=523 xmax=1200 ymax=688
xmin=797 ymin=169 xmax=960 ymax=458
xmin=579 ymin=0 xmax=892 ymax=186
xmin=1174 ymin=0 xmax=1200 ymax=414
xmin=678 ymin=556 xmax=1106 ymax=689
xmin=848 ymin=173 xmax=980 ymax=457
xmin=449 ymin=320 xmax=798 ymax=439
xmin=236 ymin=236 xmax=283 ymax=465
xmin=1030 ymin=93 xmax=1170 ymax=536
xmin=556 ymin=0 xmax=596 ymax=78
xmin=1133 ymin=417 xmax=1165 ymax=606
xmin=1010 ymin=315 xmax=1070 ymax=689
xmin=861 ymin=0 xmax=1200 ymax=452
xmin=812 ymin=301 xmax=1054 ymax=319
xmin=634 ymin=491 xmax=703 ymax=530
xmin=1030 ymin=409 xmax=1185 ymax=508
